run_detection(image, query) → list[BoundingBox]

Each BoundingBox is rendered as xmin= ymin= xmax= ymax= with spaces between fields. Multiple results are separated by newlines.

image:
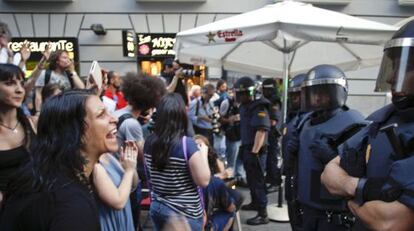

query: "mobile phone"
xmin=87 ymin=61 xmax=103 ymax=90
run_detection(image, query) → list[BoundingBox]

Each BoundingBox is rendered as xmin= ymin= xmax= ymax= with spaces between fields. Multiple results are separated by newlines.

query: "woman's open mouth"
xmin=106 ymin=128 xmax=117 ymax=140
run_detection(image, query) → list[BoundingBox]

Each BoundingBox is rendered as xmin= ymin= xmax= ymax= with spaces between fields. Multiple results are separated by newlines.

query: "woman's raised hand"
xmin=120 ymin=141 xmax=138 ymax=172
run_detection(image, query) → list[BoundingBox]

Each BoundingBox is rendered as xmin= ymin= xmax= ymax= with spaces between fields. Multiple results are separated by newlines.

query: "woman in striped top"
xmin=144 ymin=93 xmax=210 ymax=231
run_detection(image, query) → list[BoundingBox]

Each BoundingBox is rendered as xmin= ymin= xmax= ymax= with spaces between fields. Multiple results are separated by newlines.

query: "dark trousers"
xmin=287 ymin=200 xmax=304 ymax=231
xmin=266 ymin=127 xmax=282 ymax=185
xmin=241 ymin=146 xmax=268 ymax=209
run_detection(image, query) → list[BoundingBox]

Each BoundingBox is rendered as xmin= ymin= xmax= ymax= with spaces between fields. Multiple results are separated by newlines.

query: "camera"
xmin=181 ymin=69 xmax=202 ymax=78
xmin=210 ymin=111 xmax=221 ymax=135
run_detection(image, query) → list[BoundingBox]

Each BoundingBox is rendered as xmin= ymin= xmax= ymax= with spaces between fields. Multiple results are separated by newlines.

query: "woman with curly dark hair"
xmin=0 ymin=89 xmax=119 ymax=230
xmin=115 ymin=73 xmax=167 ymax=152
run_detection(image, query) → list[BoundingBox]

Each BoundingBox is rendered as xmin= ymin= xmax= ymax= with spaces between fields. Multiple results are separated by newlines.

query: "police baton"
xmin=379 ymin=123 xmax=406 ymax=161
xmin=330 ymin=122 xmax=368 ymax=148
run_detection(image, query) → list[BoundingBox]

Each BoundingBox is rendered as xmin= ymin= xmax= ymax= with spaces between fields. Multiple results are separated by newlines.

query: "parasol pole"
xmin=267 ymin=51 xmax=290 ymax=223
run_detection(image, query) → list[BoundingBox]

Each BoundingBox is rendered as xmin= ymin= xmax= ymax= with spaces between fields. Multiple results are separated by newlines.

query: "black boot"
xmin=246 ymin=208 xmax=269 ymax=225
xmin=241 ymin=202 xmax=259 ymax=211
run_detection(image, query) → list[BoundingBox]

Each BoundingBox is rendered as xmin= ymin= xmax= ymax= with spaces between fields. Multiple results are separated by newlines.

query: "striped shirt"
xmin=144 ymin=136 xmax=203 ymax=219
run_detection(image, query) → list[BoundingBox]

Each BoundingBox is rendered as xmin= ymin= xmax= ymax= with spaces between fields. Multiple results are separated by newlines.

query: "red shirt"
xmin=104 ymin=88 xmax=127 ymax=110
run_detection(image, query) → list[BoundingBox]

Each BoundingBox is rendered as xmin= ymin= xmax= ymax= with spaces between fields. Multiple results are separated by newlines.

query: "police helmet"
xmin=375 ymin=20 xmax=414 ymax=107
xmin=234 ymin=76 xmax=256 ymax=103
xmin=301 ymin=64 xmax=348 ymax=112
xmin=262 ymin=78 xmax=278 ymax=98
xmin=262 ymin=78 xmax=277 ymax=89
xmin=288 ymin=73 xmax=306 ymax=113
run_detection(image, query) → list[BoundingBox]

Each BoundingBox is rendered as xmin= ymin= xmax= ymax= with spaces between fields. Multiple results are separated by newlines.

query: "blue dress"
xmin=97 ymin=154 xmax=135 ymax=231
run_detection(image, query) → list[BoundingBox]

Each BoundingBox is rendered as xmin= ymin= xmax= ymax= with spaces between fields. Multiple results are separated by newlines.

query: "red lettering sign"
xmin=207 ymin=29 xmax=243 ymax=43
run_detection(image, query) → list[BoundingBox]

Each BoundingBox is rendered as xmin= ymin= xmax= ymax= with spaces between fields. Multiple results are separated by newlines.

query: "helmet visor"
xmin=375 ymin=45 xmax=414 ymax=95
xmin=301 ymin=84 xmax=346 ymax=112
xmin=235 ymin=90 xmax=253 ymax=103
xmin=288 ymin=91 xmax=301 ymax=112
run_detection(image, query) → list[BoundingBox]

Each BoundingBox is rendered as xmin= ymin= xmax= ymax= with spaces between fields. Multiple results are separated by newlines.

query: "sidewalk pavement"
xmin=238 ymin=187 xmax=292 ymax=231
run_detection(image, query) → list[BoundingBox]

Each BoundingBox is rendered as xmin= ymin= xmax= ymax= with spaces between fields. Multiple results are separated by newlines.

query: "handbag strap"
xmin=142 ymin=151 xmax=152 ymax=200
xmin=182 ymin=136 xmax=205 ymax=209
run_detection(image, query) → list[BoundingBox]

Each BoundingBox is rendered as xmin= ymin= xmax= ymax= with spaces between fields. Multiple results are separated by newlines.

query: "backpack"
xmin=44 ymin=69 xmax=75 ymax=89
xmin=117 ymin=113 xmax=134 ymax=129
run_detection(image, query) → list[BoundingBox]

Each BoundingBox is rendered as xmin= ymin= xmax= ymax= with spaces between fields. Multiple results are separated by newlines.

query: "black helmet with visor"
xmin=301 ymin=64 xmax=348 ymax=112
xmin=375 ymin=20 xmax=414 ymax=108
xmin=288 ymin=73 xmax=306 ymax=113
xmin=234 ymin=76 xmax=256 ymax=103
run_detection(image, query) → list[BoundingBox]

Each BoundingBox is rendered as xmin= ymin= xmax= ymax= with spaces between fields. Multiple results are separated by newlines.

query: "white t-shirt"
xmin=35 ymin=70 xmax=72 ymax=91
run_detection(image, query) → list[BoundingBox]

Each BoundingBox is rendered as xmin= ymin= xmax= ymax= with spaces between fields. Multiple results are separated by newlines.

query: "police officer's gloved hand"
xmin=362 ymin=178 xmax=402 ymax=202
xmin=309 ymin=135 xmax=337 ymax=165
xmin=287 ymin=128 xmax=300 ymax=157
xmin=360 ymin=177 xmax=386 ymax=202
xmin=340 ymin=146 xmax=366 ymax=178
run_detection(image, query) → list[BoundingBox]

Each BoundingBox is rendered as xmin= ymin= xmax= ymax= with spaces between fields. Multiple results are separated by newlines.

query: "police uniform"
xmin=235 ymin=76 xmax=271 ymax=225
xmin=281 ymin=73 xmax=308 ymax=231
xmin=239 ymin=97 xmax=271 ymax=210
xmin=292 ymin=65 xmax=365 ymax=231
xmin=262 ymin=79 xmax=283 ymax=189
xmin=336 ymin=19 xmax=414 ymax=230
xmin=298 ymin=108 xmax=364 ymax=231
xmin=338 ymin=105 xmax=414 ymax=230
xmin=282 ymin=111 xmax=308 ymax=231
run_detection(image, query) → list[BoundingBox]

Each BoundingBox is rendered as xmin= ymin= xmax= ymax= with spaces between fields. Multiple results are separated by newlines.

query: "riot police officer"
xmin=288 ymin=64 xmax=365 ymax=230
xmin=262 ymin=78 xmax=283 ymax=192
xmin=321 ymin=19 xmax=414 ymax=230
xmin=235 ymin=76 xmax=271 ymax=225
xmin=281 ymin=73 xmax=308 ymax=231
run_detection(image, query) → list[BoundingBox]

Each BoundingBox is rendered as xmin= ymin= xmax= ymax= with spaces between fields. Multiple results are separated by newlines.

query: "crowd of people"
xmin=0 ymin=20 xmax=250 ymax=231
xmin=0 ymin=17 xmax=414 ymax=231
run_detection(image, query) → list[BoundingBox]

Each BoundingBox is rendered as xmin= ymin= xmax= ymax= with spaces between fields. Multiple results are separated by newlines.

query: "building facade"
xmin=0 ymin=0 xmax=413 ymax=115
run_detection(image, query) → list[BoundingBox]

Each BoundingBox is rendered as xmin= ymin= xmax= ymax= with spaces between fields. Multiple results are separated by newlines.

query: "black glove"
xmin=399 ymin=130 xmax=414 ymax=156
xmin=362 ymin=178 xmax=402 ymax=202
xmin=340 ymin=141 xmax=367 ymax=178
xmin=309 ymin=134 xmax=337 ymax=165
xmin=340 ymin=147 xmax=366 ymax=177
xmin=361 ymin=177 xmax=386 ymax=202
xmin=286 ymin=128 xmax=300 ymax=157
